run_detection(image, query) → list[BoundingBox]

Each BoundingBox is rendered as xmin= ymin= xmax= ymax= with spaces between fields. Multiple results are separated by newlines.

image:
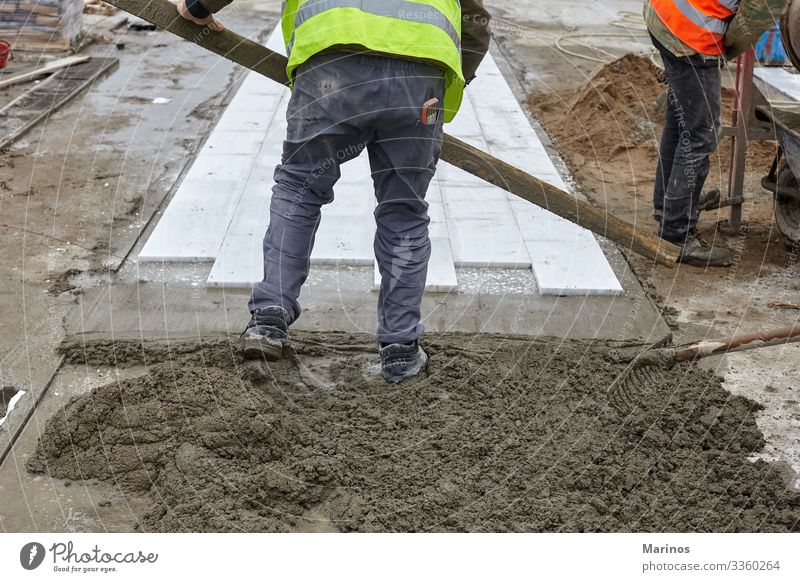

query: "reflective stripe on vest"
xmin=281 ymin=0 xmax=465 ymax=121
xmin=650 ymin=0 xmax=739 ymax=55
xmin=286 ymin=0 xmax=461 ymax=57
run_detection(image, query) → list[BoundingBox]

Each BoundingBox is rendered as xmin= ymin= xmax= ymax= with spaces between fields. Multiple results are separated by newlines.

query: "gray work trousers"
xmin=651 ymin=34 xmax=723 ymax=242
xmin=248 ymin=52 xmax=445 ymax=345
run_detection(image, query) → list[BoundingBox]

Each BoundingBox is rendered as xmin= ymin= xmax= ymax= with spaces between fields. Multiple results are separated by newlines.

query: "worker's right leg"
xmin=243 ymin=54 xmax=372 ymax=359
xmin=651 ymin=35 xmax=731 ymax=267
xmin=367 ymin=58 xmax=445 ymax=383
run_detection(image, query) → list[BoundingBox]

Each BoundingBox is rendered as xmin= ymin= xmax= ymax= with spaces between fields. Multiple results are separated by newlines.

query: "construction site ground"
xmin=0 ymin=0 xmax=798 ymax=532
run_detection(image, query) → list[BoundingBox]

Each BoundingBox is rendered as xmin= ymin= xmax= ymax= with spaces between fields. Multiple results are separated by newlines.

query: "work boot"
xmin=675 ymin=230 xmax=732 ymax=268
xmin=380 ymin=341 xmax=428 ymax=384
xmin=654 ymin=187 xmax=722 ymax=222
xmin=240 ymin=306 xmax=290 ymax=360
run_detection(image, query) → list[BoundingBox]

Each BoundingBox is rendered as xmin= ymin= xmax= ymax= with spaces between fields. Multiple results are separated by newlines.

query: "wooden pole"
xmin=105 ymin=0 xmax=681 ymax=267
xmin=674 ymin=325 xmax=800 ymax=360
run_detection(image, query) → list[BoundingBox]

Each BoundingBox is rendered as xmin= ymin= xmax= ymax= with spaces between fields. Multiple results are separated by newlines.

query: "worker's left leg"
xmin=367 ymin=60 xmax=444 ymax=382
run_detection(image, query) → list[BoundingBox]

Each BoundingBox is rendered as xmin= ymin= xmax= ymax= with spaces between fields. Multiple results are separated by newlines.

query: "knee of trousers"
xmin=375 ymin=237 xmax=431 ymax=274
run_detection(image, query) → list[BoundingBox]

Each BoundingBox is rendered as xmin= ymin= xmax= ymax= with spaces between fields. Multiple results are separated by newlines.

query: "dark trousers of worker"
xmin=651 ymin=34 xmax=723 ymax=243
xmin=248 ymin=52 xmax=445 ymax=345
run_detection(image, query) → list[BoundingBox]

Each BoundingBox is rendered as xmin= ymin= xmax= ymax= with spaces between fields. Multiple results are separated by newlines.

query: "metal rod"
xmin=726 ymin=50 xmax=755 ymax=229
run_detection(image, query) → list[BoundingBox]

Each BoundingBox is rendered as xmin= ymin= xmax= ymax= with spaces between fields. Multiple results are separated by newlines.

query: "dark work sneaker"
xmin=240 ymin=306 xmax=290 ymax=360
xmin=380 ymin=341 xmax=428 ymax=384
xmin=676 ymin=231 xmax=732 ymax=268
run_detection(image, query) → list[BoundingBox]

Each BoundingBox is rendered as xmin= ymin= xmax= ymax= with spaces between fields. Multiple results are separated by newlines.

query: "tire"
xmin=774 ymin=162 xmax=800 ymax=243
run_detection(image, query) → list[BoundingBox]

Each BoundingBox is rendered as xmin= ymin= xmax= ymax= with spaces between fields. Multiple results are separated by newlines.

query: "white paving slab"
xmin=527 ymin=239 xmax=624 ymax=296
xmin=207 ymin=233 xmax=263 ymax=288
xmin=138 ymin=153 xmax=255 ymax=262
xmin=754 ymin=66 xmax=800 ymax=101
xmin=467 ymin=53 xmax=622 ymax=295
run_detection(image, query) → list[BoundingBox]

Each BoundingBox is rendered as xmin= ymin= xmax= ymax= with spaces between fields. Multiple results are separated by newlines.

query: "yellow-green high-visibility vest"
xmin=281 ymin=0 xmax=465 ymax=122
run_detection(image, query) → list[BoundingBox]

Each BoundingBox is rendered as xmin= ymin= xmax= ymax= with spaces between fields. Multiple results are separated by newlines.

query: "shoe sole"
xmin=381 ymin=350 xmax=429 ymax=384
xmin=678 ymin=257 xmax=731 ymax=268
xmin=241 ymin=337 xmax=285 ymax=361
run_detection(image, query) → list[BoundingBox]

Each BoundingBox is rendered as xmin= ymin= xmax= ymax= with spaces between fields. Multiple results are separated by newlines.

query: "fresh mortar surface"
xmin=28 ymin=333 xmax=800 ymax=532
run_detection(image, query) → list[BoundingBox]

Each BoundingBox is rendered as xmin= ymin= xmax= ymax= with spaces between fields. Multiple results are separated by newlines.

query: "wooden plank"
xmin=0 ymin=58 xmax=119 ymax=151
xmin=0 ymin=55 xmax=89 ymax=89
xmin=103 ymin=0 xmax=681 ymax=267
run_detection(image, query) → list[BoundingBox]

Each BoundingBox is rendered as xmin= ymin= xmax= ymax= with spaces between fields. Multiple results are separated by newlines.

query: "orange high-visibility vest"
xmin=650 ymin=0 xmax=740 ymax=55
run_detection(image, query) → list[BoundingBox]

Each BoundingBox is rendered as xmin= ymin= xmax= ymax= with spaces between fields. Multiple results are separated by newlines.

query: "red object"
xmin=420 ymin=97 xmax=439 ymax=125
xmin=0 ymin=40 xmax=11 ymax=69
xmin=649 ymin=0 xmax=736 ymax=55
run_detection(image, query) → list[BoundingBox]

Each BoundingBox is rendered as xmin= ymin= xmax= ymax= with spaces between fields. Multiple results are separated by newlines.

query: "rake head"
xmin=606 ymin=348 xmax=676 ymax=415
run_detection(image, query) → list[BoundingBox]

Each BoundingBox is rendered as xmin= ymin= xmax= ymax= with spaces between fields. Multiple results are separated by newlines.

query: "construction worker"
xmin=647 ymin=0 xmax=790 ymax=267
xmin=179 ymin=0 xmax=491 ymax=382
xmin=645 ymin=0 xmax=741 ymax=267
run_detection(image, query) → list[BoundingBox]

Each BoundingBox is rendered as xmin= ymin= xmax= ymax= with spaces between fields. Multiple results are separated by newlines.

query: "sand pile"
xmin=27 ymin=333 xmax=800 ymax=532
xmin=531 ymin=54 xmax=666 ymax=170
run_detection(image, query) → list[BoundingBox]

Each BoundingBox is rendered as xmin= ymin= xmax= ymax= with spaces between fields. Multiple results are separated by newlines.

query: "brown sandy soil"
xmin=27 ymin=334 xmax=800 ymax=532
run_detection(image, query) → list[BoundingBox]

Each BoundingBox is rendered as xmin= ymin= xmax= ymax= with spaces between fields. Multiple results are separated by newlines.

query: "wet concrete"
xmin=23 ymin=334 xmax=800 ymax=532
xmin=0 ymin=365 xmax=151 ymax=532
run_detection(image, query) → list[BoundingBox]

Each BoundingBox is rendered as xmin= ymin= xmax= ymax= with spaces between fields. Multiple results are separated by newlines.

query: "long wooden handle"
xmin=675 ymin=325 xmax=800 ymax=361
xmin=106 ymin=0 xmax=680 ymax=267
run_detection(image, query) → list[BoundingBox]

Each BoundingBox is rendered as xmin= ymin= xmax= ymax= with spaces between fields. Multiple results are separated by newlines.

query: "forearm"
xmin=724 ymin=0 xmax=788 ymax=59
xmin=460 ymin=0 xmax=492 ymax=83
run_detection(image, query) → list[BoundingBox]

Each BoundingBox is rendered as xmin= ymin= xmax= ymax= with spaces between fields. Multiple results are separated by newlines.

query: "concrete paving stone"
xmin=229 ymin=93 xmax=291 ymax=115
xmin=181 ymin=151 xmax=256 ymax=185
xmin=238 ymin=70 xmax=288 ymax=97
xmin=213 ymin=106 xmax=274 ymax=133
xmin=528 ymin=239 xmax=624 ymax=296
xmin=140 ymin=150 xmax=258 ymax=262
xmin=202 ymin=130 xmax=268 ymax=156
xmin=512 ymin=203 xmax=596 ymax=244
xmin=310 ymin=211 xmax=376 ymax=265
xmin=207 ymin=233 xmax=263 ymax=288
xmin=466 ymin=54 xmax=621 ymax=294
xmin=435 ymin=161 xmax=489 ymax=187
xmin=444 ymin=93 xmax=486 ymax=144
xmin=146 ymin=22 xmax=619 ymax=294
xmin=139 ymin=176 xmax=249 ymax=262
xmin=227 ymin=167 xmax=274 ymax=236
xmin=441 ymin=182 xmax=514 ymax=205
xmin=446 ymin=215 xmax=531 ymax=268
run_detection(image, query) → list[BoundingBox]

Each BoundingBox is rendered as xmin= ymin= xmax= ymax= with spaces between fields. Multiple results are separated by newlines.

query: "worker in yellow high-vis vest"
xmin=180 ymin=0 xmax=492 ymax=383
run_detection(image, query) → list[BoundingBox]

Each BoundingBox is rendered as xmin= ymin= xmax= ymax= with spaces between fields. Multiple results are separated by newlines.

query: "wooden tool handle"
xmin=105 ymin=0 xmax=681 ymax=267
xmin=674 ymin=325 xmax=800 ymax=361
